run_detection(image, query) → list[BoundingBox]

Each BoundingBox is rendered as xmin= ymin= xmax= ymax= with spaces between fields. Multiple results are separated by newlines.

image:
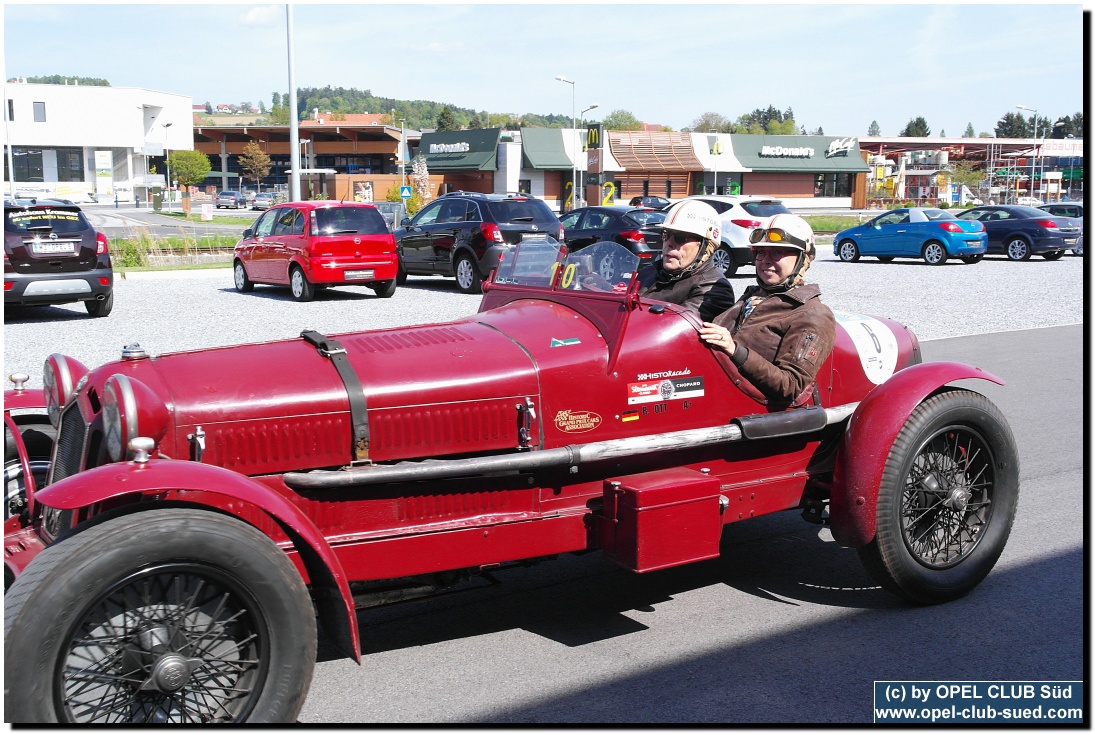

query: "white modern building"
xmin=4 ymin=80 xmax=193 ymax=203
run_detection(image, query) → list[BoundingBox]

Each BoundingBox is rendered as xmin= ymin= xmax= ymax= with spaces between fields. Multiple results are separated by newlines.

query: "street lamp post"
xmin=161 ymin=122 xmax=173 ymax=211
xmin=1016 ymin=104 xmax=1038 ymax=202
xmin=555 ymin=75 xmax=576 ymax=211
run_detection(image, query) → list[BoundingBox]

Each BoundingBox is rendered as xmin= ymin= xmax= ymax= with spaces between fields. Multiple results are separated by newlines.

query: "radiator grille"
xmin=50 ymin=402 xmax=88 ymax=483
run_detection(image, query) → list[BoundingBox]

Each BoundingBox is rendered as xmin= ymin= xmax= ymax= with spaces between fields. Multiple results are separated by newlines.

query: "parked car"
xmin=251 ymin=192 xmax=277 ymax=210
xmin=1014 ymin=196 xmax=1044 ymax=207
xmin=682 ymin=195 xmax=793 ymax=276
xmin=233 ymin=201 xmax=398 ymax=301
xmin=1036 ymin=202 xmax=1084 ymax=255
xmin=4 ymin=197 xmax=113 ymax=317
xmin=558 ymin=205 xmax=666 ymax=276
xmin=215 ymin=190 xmax=247 ymax=209
xmin=954 ymin=205 xmax=1080 ymax=260
xmin=833 ymin=207 xmax=988 ymax=265
xmin=3 ymin=239 xmax=1019 ymax=723
xmin=373 ymin=201 xmax=406 ymax=230
xmin=628 ymin=195 xmax=673 ymax=210
xmin=395 ymin=191 xmax=563 ymax=294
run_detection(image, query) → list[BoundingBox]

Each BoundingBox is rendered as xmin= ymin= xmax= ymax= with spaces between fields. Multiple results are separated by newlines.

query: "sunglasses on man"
xmin=661 ymin=231 xmax=700 ymax=245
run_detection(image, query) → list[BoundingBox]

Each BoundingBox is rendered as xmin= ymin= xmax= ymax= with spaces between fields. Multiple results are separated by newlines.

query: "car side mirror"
xmin=243 ymin=228 xmax=253 ymax=239
xmin=401 ymin=217 xmax=413 ymax=228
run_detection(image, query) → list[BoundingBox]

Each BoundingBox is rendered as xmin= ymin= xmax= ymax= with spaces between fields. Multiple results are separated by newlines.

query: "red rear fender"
xmin=33 ymin=460 xmax=361 ymax=662
xmin=830 ymin=362 xmax=1004 ymax=548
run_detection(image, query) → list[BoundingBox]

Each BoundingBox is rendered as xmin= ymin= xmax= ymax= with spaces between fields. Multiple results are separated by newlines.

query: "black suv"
xmin=4 ymin=198 xmax=113 ymax=317
xmin=395 ymin=192 xmax=563 ymax=294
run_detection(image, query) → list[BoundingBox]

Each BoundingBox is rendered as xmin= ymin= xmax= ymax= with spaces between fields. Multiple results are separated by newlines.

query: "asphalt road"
xmin=1 ymin=255 xmax=1085 ymax=724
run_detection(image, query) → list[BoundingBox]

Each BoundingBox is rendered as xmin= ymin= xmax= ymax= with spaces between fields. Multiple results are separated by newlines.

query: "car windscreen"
xmin=5 ymin=208 xmax=90 ymax=234
xmin=485 ymin=199 xmax=558 ymax=226
xmin=313 ymin=206 xmax=388 ymax=235
xmin=625 ymin=210 xmax=667 ymax=227
xmin=740 ymin=201 xmax=792 ymax=217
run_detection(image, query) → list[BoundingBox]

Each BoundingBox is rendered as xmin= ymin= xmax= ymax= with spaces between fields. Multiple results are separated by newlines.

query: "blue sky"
xmin=2 ymin=3 xmax=1087 ymax=137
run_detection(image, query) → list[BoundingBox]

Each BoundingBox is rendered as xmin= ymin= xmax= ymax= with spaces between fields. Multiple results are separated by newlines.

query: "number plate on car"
xmin=1063 ymin=238 xmax=1077 ymax=245
xmin=344 ymin=269 xmax=375 ymax=280
xmin=31 ymin=241 xmax=76 ymax=254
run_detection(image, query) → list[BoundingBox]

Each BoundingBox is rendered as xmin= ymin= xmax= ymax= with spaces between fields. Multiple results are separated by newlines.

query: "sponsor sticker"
xmin=550 ymin=338 xmax=581 ymax=347
xmin=621 ymin=410 xmax=640 ymax=423
xmin=627 ymin=377 xmax=705 ymax=405
xmin=554 ymin=410 xmax=602 ymax=433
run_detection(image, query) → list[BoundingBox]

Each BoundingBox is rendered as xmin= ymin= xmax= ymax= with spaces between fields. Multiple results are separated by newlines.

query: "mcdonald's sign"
xmin=586 ymin=124 xmax=603 ymax=150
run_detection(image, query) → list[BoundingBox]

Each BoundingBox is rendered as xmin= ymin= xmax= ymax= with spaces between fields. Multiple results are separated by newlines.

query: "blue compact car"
xmin=834 ymin=207 xmax=988 ymax=265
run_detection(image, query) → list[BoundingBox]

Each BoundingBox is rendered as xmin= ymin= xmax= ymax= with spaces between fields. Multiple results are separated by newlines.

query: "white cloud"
xmin=239 ymin=5 xmax=283 ymax=27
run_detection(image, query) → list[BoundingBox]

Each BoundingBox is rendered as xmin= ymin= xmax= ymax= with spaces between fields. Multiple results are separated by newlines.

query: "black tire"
xmin=453 ymin=253 xmax=482 ymax=294
xmin=857 ymin=389 xmax=1019 ymax=605
xmin=234 ymin=260 xmax=255 ymax=292
xmin=922 ymin=240 xmax=948 ymax=265
xmin=85 ymin=292 xmax=113 ymax=318
xmin=370 ymin=279 xmax=397 ymax=298
xmin=837 ymin=239 xmax=860 ymax=263
xmin=877 ymin=256 xmax=895 ymax=263
xmin=959 ymin=254 xmax=984 ymax=264
xmin=1005 ymin=237 xmax=1032 ymax=261
xmin=290 ymin=266 xmax=315 ymax=302
xmin=4 ymin=509 xmax=317 ymax=723
xmin=711 ymin=246 xmax=738 ymax=277
xmin=1042 ymin=250 xmax=1064 ymax=261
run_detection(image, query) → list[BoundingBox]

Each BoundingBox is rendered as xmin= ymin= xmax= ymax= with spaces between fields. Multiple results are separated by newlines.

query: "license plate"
xmin=344 ymin=269 xmax=375 ymax=280
xmin=1063 ymin=238 xmax=1077 ymax=245
xmin=31 ymin=241 xmax=76 ymax=254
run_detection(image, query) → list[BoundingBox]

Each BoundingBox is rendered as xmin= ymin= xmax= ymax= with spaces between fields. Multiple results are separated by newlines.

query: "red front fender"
xmin=830 ymin=361 xmax=1004 ymax=548
xmin=33 ymin=460 xmax=360 ymax=662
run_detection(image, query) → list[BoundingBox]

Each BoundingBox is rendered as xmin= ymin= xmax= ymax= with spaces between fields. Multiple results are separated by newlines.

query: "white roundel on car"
xmin=833 ymin=311 xmax=899 ymax=385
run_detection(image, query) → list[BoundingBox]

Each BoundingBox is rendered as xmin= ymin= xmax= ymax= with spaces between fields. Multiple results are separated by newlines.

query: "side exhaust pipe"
xmin=282 ymin=403 xmax=858 ymax=490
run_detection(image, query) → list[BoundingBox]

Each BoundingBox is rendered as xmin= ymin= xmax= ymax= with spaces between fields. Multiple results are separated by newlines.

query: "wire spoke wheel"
xmin=899 ymin=426 xmax=993 ymax=569
xmin=59 ymin=564 xmax=268 ymax=723
xmin=858 ymin=389 xmax=1019 ymax=604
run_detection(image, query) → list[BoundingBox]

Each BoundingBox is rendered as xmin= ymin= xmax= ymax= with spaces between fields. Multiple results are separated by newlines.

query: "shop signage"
xmin=429 ymin=142 xmax=471 ymax=154
xmin=825 ymin=137 xmax=857 ymax=158
xmin=759 ymin=145 xmax=815 ymax=158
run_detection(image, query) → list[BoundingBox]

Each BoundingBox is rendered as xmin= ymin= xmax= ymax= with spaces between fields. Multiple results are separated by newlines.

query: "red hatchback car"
xmin=233 ymin=201 xmax=398 ymax=301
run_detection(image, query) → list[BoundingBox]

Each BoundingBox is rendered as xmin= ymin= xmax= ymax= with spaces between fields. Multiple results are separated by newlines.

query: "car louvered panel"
xmin=369 ymin=398 xmax=519 ymax=461
xmin=396 ymin=489 xmax=504 ymax=523
xmin=205 ymin=414 xmax=350 ymax=474
xmin=347 ymin=326 xmax=474 ymax=353
xmin=50 ymin=403 xmax=87 ymax=483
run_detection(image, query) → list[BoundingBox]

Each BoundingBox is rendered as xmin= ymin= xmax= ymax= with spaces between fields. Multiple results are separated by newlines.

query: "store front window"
xmin=815 ymin=172 xmax=852 ymax=197
xmin=56 ymin=147 xmax=85 ymax=182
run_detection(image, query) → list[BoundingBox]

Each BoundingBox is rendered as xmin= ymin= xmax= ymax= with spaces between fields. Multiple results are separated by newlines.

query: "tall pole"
xmin=1016 ymin=104 xmax=1037 ymax=201
xmin=399 ymin=118 xmax=406 ymax=188
xmin=4 ymin=81 xmax=16 ymax=197
xmin=287 ymin=4 xmax=301 ymax=202
xmin=556 ymin=76 xmax=575 ymax=210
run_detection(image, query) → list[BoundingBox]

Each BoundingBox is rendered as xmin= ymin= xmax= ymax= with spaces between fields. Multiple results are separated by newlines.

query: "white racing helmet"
xmin=661 ymin=199 xmax=722 ymax=244
xmin=749 ymin=213 xmax=816 ymax=290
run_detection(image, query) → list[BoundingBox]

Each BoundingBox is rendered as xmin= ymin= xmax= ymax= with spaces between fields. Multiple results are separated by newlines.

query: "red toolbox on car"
xmin=601 ymin=467 xmax=723 ymax=573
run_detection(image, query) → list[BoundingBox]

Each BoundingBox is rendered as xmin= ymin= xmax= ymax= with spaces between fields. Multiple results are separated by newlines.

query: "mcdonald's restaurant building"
xmin=415 ymin=128 xmax=504 ymax=196
xmin=728 ymin=134 xmax=871 ymax=208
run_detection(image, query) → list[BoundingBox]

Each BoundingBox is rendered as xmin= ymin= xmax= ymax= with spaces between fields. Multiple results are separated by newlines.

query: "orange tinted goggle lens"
xmin=749 ymin=227 xmax=790 ymax=244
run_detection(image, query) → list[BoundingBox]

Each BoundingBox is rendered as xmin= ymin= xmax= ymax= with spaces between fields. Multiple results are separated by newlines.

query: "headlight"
xmin=101 ymin=374 xmax=170 ymax=462
xmin=43 ymin=354 xmax=90 ymax=428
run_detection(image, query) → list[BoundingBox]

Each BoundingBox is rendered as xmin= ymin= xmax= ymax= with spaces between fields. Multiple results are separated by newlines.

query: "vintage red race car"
xmin=3 ymin=240 xmax=1019 ymax=723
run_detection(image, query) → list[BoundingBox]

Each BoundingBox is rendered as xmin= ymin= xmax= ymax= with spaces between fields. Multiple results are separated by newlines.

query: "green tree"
xmin=963 ymin=123 xmax=975 ymax=138
xmin=1050 ymin=112 xmax=1083 ymax=138
xmin=994 ymin=111 xmax=1027 ymax=138
xmin=204 ymin=101 xmax=213 ymax=114
xmin=435 ymin=105 xmax=459 ymax=132
xmin=899 ymin=116 xmax=931 ymax=137
xmin=238 ymin=142 xmax=271 ymax=192
xmin=166 ymin=150 xmax=211 ymax=215
xmin=602 ymin=109 xmax=642 ymax=131
xmin=868 ymin=120 xmax=881 ymax=136
xmin=948 ymin=160 xmax=983 ymax=191
xmin=15 ymin=74 xmax=109 ymax=86
xmin=689 ymin=112 xmax=732 ymax=133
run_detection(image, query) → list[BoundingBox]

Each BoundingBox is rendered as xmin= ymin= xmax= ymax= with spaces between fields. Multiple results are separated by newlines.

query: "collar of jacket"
xmin=742 ymin=282 xmax=821 ymax=305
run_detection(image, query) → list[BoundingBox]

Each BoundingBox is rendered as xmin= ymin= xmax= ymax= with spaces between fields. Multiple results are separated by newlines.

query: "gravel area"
xmin=3 ymin=250 xmax=1083 ymax=389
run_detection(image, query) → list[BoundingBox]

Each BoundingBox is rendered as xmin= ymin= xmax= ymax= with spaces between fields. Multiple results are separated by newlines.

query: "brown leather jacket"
xmin=637 ymin=257 xmax=736 ymax=323
xmin=711 ymin=282 xmax=836 ymax=404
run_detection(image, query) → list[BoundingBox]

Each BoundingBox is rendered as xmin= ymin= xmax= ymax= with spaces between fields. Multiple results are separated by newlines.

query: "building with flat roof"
xmin=4 ymin=80 xmax=193 ymax=203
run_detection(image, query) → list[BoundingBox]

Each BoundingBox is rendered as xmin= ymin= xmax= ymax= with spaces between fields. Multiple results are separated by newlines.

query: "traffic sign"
xmin=399 ymin=186 xmax=412 ymax=199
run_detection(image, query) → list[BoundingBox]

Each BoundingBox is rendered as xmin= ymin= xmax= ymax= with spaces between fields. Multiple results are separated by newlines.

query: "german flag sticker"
xmin=621 ymin=410 xmax=640 ymax=423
